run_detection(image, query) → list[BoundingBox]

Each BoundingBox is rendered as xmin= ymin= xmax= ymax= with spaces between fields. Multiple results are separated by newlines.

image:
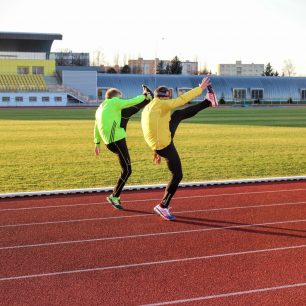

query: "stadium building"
xmin=96 ymin=74 xmax=306 ymax=104
xmin=0 ymin=32 xmax=97 ymax=106
xmin=1 ymin=32 xmax=306 ymax=107
xmin=218 ymin=60 xmax=264 ymax=76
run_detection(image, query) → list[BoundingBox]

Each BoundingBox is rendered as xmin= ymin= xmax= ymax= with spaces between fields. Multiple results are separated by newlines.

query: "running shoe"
xmin=205 ymin=85 xmax=218 ymax=107
xmin=107 ymin=194 xmax=123 ymax=210
xmin=153 ymin=204 xmax=176 ymax=221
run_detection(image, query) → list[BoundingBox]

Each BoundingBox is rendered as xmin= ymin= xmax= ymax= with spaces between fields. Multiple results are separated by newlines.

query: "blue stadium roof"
xmin=97 ymin=74 xmax=306 ymax=101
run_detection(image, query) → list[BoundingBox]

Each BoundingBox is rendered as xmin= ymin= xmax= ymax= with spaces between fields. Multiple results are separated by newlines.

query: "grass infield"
xmin=0 ymin=107 xmax=306 ymax=193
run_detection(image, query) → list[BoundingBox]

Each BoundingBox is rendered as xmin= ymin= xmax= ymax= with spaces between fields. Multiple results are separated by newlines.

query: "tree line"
xmin=106 ymin=56 xmax=184 ymax=74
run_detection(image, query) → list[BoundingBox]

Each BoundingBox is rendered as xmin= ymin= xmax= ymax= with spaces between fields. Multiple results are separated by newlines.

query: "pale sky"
xmin=1 ymin=0 xmax=306 ymax=75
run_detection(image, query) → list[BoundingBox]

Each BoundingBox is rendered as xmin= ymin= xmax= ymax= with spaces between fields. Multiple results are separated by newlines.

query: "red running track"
xmin=0 ymin=181 xmax=306 ymax=305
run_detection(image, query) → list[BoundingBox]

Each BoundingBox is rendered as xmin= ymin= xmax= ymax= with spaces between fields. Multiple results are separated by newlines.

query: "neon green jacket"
xmin=94 ymin=95 xmax=145 ymax=145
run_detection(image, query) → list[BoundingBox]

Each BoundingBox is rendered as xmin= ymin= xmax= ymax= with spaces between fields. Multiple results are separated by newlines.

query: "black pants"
xmin=155 ymin=100 xmax=210 ymax=208
xmin=106 ymin=99 xmax=150 ymax=197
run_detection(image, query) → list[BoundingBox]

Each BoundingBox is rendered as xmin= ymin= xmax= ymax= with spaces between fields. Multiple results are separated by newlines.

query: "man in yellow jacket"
xmin=141 ymin=77 xmax=218 ymax=220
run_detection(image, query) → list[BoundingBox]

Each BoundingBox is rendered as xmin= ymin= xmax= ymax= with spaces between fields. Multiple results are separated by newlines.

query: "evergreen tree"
xmin=156 ymin=61 xmax=166 ymax=74
xmin=170 ymin=56 xmax=182 ymax=74
xmin=120 ymin=65 xmax=131 ymax=74
xmin=262 ymin=63 xmax=275 ymax=76
xmin=107 ymin=67 xmax=117 ymax=73
xmin=165 ymin=64 xmax=171 ymax=74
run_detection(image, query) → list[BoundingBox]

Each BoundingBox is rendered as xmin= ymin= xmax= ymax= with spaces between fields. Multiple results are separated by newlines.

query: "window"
xmin=29 ymin=96 xmax=37 ymax=102
xmin=251 ymin=89 xmax=264 ymax=100
xmin=17 ymin=67 xmax=29 ymax=74
xmin=15 ymin=96 xmax=23 ymax=102
xmin=233 ymin=89 xmax=246 ymax=100
xmin=32 ymin=66 xmax=44 ymax=75
xmin=55 ymin=96 xmax=62 ymax=102
xmin=236 ymin=67 xmax=242 ymax=75
xmin=301 ymin=89 xmax=306 ymax=100
xmin=98 ymin=87 xmax=111 ymax=100
xmin=2 ymin=97 xmax=10 ymax=102
xmin=42 ymin=96 xmax=50 ymax=102
xmin=177 ymin=88 xmax=192 ymax=96
xmin=166 ymin=88 xmax=173 ymax=98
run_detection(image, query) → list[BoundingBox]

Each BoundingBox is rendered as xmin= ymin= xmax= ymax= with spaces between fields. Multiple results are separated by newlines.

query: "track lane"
xmin=1 ymin=200 xmax=305 ymax=247
xmin=1 ymin=215 xmax=305 ymax=277
xmin=1 ymin=181 xmax=306 ymax=305
xmin=0 ymin=247 xmax=305 ymax=305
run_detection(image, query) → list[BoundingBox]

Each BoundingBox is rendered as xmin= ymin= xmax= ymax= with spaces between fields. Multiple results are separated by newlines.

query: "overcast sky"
xmin=1 ymin=0 xmax=306 ymax=75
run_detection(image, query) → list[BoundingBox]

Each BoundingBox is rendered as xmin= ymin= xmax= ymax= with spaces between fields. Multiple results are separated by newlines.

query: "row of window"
xmin=17 ymin=66 xmax=44 ymax=75
xmin=98 ymin=87 xmax=191 ymax=100
xmin=1 ymin=96 xmax=62 ymax=102
xmin=234 ymin=89 xmax=264 ymax=99
xmin=234 ymin=89 xmax=306 ymax=100
xmin=97 ymin=87 xmax=306 ymax=101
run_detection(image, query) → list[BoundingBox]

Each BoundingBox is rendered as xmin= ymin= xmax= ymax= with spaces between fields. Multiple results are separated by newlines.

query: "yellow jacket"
xmin=141 ymin=87 xmax=203 ymax=150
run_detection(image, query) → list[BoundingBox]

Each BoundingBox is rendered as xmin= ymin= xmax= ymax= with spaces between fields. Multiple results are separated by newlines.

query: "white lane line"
xmin=1 ymin=200 xmax=306 ymax=228
xmin=0 ymin=244 xmax=306 ymax=282
xmin=1 ymin=188 xmax=306 ymax=212
xmin=0 ymin=202 xmax=105 ymax=212
xmin=141 ymin=282 xmax=306 ymax=305
xmin=1 ymin=219 xmax=306 ymax=251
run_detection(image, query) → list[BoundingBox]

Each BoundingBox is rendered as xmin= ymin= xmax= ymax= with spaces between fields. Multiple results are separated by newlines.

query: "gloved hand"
xmin=142 ymin=84 xmax=154 ymax=101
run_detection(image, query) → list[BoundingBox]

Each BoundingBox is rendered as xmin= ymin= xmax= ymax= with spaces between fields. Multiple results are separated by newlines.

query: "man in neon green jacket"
xmin=141 ymin=77 xmax=218 ymax=220
xmin=94 ymin=87 xmax=152 ymax=209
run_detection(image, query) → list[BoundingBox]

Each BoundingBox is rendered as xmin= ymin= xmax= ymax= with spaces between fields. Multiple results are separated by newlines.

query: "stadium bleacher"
xmin=0 ymin=74 xmax=47 ymax=92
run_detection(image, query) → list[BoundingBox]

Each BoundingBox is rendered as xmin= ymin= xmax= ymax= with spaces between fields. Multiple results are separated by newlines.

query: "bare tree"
xmin=199 ymin=63 xmax=209 ymax=75
xmin=122 ymin=53 xmax=129 ymax=66
xmin=92 ymin=50 xmax=106 ymax=66
xmin=282 ymin=59 xmax=296 ymax=77
xmin=113 ymin=52 xmax=120 ymax=66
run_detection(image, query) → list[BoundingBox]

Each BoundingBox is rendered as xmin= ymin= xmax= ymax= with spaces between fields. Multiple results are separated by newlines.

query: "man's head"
xmin=154 ymin=86 xmax=171 ymax=99
xmin=105 ymin=88 xmax=122 ymax=99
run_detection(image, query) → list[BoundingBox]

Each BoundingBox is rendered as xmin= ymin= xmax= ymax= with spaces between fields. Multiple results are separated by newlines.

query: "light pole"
xmin=155 ymin=37 xmax=166 ymax=88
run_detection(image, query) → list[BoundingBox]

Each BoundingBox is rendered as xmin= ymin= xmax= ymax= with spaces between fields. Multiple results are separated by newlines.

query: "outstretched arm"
xmin=118 ymin=95 xmax=149 ymax=110
xmin=164 ymin=77 xmax=211 ymax=110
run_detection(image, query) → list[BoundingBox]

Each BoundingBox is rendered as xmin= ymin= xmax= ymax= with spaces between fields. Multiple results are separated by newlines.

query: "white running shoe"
xmin=205 ymin=85 xmax=218 ymax=107
xmin=154 ymin=204 xmax=176 ymax=221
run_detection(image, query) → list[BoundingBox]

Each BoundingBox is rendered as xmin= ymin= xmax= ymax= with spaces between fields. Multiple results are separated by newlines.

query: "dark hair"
xmin=154 ymin=86 xmax=170 ymax=98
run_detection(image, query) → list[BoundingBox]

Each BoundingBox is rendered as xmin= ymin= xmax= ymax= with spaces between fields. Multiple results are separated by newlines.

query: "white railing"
xmin=46 ymin=84 xmax=99 ymax=103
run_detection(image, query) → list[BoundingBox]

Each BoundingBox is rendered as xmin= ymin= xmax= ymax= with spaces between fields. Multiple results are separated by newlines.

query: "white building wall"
xmin=181 ymin=61 xmax=198 ymax=75
xmin=218 ymin=61 xmax=264 ymax=76
xmin=0 ymin=51 xmax=46 ymax=60
xmin=0 ymin=92 xmax=67 ymax=107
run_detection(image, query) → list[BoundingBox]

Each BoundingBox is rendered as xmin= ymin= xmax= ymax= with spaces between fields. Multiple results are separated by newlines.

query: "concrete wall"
xmin=0 ymin=92 xmax=67 ymax=107
xmin=62 ymin=70 xmax=97 ymax=100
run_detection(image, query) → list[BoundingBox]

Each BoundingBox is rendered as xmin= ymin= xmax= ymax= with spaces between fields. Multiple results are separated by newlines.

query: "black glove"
xmin=142 ymin=84 xmax=154 ymax=101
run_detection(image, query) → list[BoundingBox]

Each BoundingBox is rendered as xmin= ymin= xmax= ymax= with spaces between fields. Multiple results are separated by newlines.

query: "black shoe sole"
xmin=106 ymin=197 xmax=123 ymax=210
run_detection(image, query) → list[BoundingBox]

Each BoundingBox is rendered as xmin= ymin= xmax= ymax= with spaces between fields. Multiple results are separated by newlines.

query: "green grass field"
xmin=0 ymin=107 xmax=306 ymax=193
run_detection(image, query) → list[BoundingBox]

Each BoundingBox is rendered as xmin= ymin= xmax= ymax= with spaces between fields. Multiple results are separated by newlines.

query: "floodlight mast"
xmin=155 ymin=37 xmax=166 ymax=88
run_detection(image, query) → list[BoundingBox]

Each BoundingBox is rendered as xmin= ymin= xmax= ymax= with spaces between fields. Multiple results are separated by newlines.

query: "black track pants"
xmin=156 ymin=100 xmax=210 ymax=208
xmin=105 ymin=99 xmax=150 ymax=197
xmin=106 ymin=138 xmax=131 ymax=198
